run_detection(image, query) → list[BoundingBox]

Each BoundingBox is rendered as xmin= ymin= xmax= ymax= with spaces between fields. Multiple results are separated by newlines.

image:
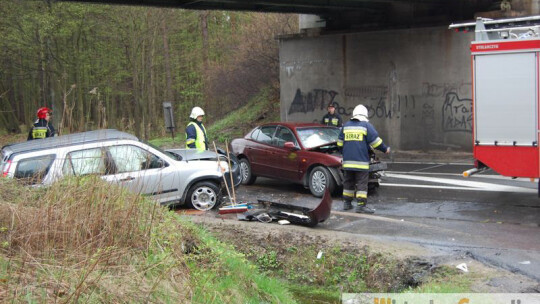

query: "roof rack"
xmin=2 ymin=129 xmax=138 ymax=155
xmin=449 ymin=16 xmax=540 ymax=41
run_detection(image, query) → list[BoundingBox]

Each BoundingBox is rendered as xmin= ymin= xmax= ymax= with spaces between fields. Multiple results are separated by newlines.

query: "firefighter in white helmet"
xmin=185 ymin=106 xmax=208 ymax=151
xmin=337 ymin=104 xmax=390 ymax=213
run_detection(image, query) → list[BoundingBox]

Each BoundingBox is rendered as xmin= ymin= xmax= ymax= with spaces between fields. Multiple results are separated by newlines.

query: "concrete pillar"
xmin=279 ymin=27 xmax=474 ymax=151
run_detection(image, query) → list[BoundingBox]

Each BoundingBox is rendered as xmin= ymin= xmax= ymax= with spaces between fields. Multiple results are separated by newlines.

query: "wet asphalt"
xmin=231 ymin=162 xmax=540 ymax=283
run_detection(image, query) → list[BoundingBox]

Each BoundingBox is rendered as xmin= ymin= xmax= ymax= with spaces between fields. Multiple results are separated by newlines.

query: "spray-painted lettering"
xmin=422 ymin=82 xmax=471 ymax=97
xmin=442 ymin=93 xmax=472 ymax=132
xmin=288 ymin=88 xmax=339 ymax=115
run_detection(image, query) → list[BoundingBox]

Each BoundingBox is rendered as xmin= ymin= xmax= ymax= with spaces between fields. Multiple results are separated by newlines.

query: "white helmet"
xmin=190 ymin=107 xmax=205 ymax=119
xmin=352 ymin=104 xmax=369 ymax=121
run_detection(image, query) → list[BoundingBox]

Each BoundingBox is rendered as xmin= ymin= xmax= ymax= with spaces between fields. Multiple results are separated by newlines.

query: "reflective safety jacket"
xmin=321 ymin=113 xmax=343 ymax=127
xmin=27 ymin=119 xmax=55 ymax=141
xmin=337 ymin=119 xmax=388 ymax=171
xmin=185 ymin=120 xmax=208 ymax=151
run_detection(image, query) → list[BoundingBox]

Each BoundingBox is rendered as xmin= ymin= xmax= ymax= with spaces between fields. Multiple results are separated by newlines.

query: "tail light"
xmin=2 ymin=160 xmax=12 ymax=177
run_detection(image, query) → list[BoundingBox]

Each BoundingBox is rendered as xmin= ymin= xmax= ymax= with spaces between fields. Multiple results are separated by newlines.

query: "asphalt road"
xmin=232 ymin=161 xmax=540 ymax=283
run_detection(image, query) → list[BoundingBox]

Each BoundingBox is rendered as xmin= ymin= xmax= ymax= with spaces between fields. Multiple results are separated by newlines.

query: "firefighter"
xmin=185 ymin=106 xmax=208 ymax=151
xmin=337 ymin=104 xmax=390 ymax=213
xmin=321 ymin=102 xmax=343 ymax=127
xmin=27 ymin=107 xmax=56 ymax=141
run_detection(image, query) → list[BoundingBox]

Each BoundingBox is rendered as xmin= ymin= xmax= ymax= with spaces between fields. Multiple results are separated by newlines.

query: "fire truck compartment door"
xmin=474 ymin=52 xmax=537 ymax=145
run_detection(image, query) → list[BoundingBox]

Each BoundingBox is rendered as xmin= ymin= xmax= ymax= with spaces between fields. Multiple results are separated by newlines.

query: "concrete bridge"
xmin=61 ymin=0 xmax=540 ymax=151
xmin=62 ymin=0 xmax=537 ymax=31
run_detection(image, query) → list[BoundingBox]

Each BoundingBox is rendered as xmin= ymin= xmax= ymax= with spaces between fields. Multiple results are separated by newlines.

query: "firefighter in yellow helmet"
xmin=185 ymin=107 xmax=208 ymax=151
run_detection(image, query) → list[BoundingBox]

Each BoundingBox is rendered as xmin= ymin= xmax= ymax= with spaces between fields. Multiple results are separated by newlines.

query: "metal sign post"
xmin=163 ymin=102 xmax=176 ymax=141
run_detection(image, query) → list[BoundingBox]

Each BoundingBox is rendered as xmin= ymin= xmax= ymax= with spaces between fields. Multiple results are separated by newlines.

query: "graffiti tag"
xmin=288 ymin=88 xmax=339 ymax=115
xmin=442 ymin=93 xmax=472 ymax=132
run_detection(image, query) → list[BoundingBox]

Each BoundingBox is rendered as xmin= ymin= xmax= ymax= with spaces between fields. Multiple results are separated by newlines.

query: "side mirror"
xmin=284 ymin=142 xmax=298 ymax=150
xmin=148 ymin=158 xmax=167 ymax=169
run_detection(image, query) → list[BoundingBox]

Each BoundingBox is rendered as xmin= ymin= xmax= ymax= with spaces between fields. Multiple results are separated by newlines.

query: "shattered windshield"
xmin=297 ymin=127 xmax=340 ymax=149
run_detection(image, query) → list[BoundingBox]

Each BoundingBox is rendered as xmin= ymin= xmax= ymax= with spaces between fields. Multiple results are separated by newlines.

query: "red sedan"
xmin=231 ymin=122 xmax=386 ymax=197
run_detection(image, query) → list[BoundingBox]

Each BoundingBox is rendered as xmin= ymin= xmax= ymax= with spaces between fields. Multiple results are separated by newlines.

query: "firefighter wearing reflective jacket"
xmin=337 ymin=104 xmax=390 ymax=214
xmin=27 ymin=107 xmax=56 ymax=141
xmin=185 ymin=107 xmax=208 ymax=151
xmin=321 ymin=102 xmax=343 ymax=127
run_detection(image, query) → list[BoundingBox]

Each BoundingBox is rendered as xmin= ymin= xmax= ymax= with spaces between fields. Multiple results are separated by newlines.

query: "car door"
xmin=248 ymin=125 xmax=277 ymax=177
xmin=267 ymin=126 xmax=301 ymax=181
xmin=101 ymin=144 xmax=181 ymax=203
xmin=62 ymin=147 xmax=108 ymax=178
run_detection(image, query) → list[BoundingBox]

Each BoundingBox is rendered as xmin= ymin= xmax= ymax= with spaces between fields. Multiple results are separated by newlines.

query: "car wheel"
xmin=308 ymin=166 xmax=336 ymax=198
xmin=239 ymin=158 xmax=257 ymax=185
xmin=187 ymin=181 xmax=221 ymax=211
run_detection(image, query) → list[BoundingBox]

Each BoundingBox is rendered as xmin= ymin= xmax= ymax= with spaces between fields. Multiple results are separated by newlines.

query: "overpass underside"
xmin=59 ymin=0 xmax=519 ymax=31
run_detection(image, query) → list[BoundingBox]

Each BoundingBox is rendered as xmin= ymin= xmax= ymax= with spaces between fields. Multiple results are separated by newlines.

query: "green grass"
xmin=405 ymin=266 xmax=473 ymax=293
xmin=178 ymin=218 xmax=296 ymax=303
xmin=206 ymin=226 xmax=479 ymax=303
xmin=288 ymin=285 xmax=341 ymax=304
xmin=149 ymin=87 xmax=280 ymax=149
xmin=0 ymin=177 xmax=295 ymax=303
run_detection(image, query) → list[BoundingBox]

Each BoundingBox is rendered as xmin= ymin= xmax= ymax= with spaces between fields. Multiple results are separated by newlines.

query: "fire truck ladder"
xmin=449 ymin=15 xmax=540 ymax=41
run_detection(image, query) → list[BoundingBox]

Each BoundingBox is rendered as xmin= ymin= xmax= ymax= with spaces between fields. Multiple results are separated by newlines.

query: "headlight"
xmin=219 ymin=161 xmax=229 ymax=173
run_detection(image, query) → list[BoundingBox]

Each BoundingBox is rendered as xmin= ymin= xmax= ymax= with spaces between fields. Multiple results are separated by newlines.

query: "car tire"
xmin=308 ymin=166 xmax=336 ymax=198
xmin=239 ymin=158 xmax=257 ymax=185
xmin=187 ymin=181 xmax=221 ymax=211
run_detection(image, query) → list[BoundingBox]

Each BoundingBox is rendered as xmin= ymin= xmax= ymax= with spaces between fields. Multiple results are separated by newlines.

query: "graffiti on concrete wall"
xmin=288 ymin=88 xmax=339 ymax=115
xmin=442 ymin=92 xmax=473 ymax=132
xmin=365 ymin=96 xmax=417 ymax=119
xmin=282 ymin=59 xmax=327 ymax=78
xmin=344 ymin=86 xmax=388 ymax=99
xmin=422 ymin=82 xmax=473 ymax=133
xmin=288 ymin=84 xmax=472 ymax=133
xmin=422 ymin=82 xmax=471 ymax=97
xmin=345 ymin=86 xmax=418 ymax=120
xmin=421 ymin=101 xmax=436 ymax=139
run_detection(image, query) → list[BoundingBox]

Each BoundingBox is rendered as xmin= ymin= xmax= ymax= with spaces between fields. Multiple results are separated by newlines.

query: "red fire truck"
xmin=450 ymin=16 xmax=540 ymax=193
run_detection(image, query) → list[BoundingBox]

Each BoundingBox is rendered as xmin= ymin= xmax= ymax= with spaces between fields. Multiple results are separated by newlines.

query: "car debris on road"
xmin=218 ymin=188 xmax=333 ymax=227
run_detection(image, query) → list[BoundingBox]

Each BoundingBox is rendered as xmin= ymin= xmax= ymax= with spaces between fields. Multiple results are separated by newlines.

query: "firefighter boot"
xmin=343 ymin=200 xmax=353 ymax=211
xmin=355 ymin=199 xmax=374 ymax=214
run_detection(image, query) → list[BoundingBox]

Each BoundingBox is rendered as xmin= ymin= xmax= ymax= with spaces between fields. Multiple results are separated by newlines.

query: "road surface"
xmin=232 ymin=161 xmax=540 ymax=283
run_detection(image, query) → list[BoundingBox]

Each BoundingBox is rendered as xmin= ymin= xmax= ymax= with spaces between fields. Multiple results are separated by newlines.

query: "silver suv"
xmin=0 ymin=129 xmax=236 ymax=210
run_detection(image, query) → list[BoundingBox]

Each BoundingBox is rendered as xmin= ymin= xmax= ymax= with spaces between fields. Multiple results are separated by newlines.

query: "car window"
xmin=63 ymin=148 xmax=107 ymax=176
xmin=250 ymin=128 xmax=261 ymax=141
xmin=297 ymin=127 xmax=340 ymax=149
xmin=108 ymin=145 xmax=165 ymax=173
xmin=14 ymin=154 xmax=55 ymax=184
xmin=256 ymin=126 xmax=277 ymax=144
xmin=144 ymin=140 xmax=180 ymax=161
xmin=273 ymin=127 xmax=298 ymax=147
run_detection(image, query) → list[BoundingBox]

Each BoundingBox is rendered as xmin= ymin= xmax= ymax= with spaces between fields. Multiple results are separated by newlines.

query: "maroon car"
xmin=231 ymin=122 xmax=386 ymax=197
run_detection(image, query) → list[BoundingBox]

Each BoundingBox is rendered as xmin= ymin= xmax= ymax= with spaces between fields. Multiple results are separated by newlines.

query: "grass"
xmin=149 ymin=87 xmax=280 ymax=149
xmin=0 ymin=177 xmax=296 ymax=303
xmin=180 ymin=218 xmax=296 ymax=303
xmin=405 ymin=265 xmax=473 ymax=293
xmin=0 ymin=177 xmax=189 ymax=302
xmin=204 ymin=226 xmax=470 ymax=304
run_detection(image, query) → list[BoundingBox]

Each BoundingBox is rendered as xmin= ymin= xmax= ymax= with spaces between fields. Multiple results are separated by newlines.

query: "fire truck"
xmin=450 ymin=16 xmax=540 ymax=194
